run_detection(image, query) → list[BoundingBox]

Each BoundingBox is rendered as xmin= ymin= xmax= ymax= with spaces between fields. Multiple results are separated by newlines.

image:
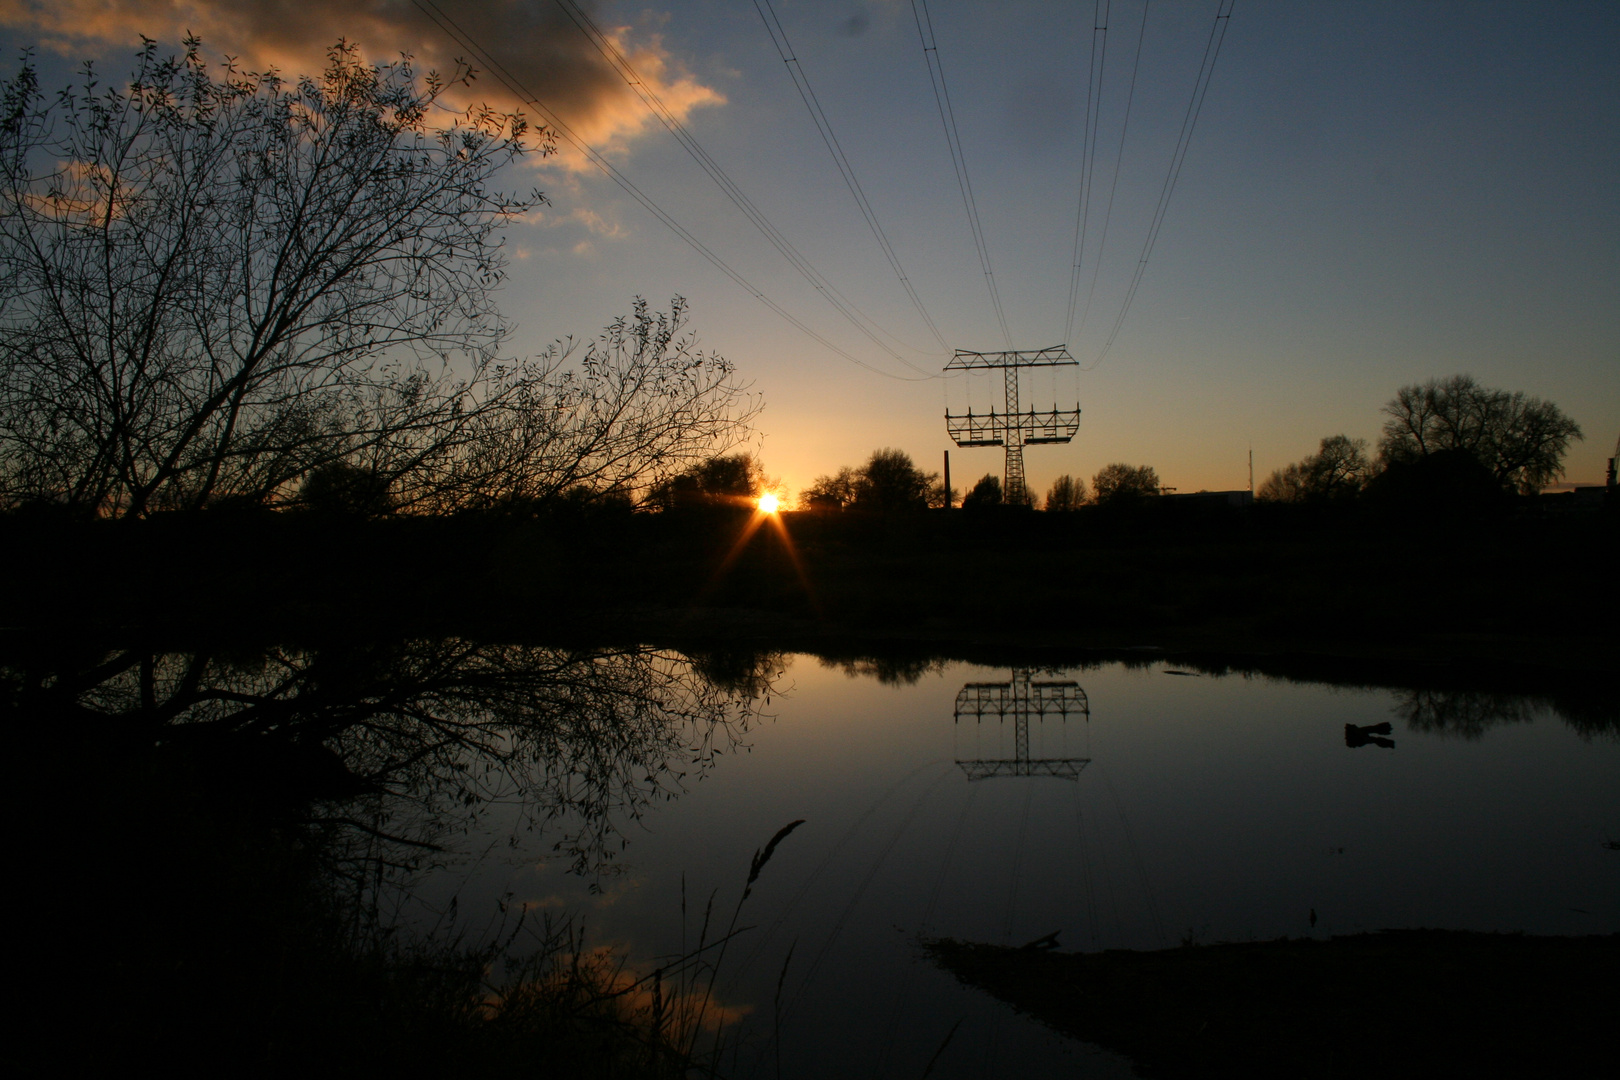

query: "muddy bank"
xmin=927 ymin=930 xmax=1618 ymax=1078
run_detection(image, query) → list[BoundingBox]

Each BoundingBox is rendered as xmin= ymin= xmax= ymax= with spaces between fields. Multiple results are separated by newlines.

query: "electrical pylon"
xmin=954 ymin=668 xmax=1091 ymax=780
xmin=944 ymin=347 xmax=1081 ymax=504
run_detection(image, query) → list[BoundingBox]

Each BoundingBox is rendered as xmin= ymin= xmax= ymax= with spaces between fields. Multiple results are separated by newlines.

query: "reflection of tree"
xmin=1394 ymin=686 xmax=1617 ymax=742
xmin=1394 ymin=689 xmax=1542 ymax=740
xmin=819 ymin=654 xmax=946 ymax=686
xmin=5 ymin=639 xmax=768 ymax=879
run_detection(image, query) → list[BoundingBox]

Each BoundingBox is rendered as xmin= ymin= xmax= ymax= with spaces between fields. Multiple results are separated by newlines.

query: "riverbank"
xmin=927 ymin=930 xmax=1618 ymax=1078
xmin=3 ymin=503 xmax=1613 ymax=682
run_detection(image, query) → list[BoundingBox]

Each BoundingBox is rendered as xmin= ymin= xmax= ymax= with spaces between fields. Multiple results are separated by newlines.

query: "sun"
xmin=757 ymin=492 xmax=780 ymax=514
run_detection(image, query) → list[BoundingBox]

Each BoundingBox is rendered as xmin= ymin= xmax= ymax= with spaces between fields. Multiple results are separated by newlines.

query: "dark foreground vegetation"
xmin=30 ymin=741 xmax=692 ymax=1076
xmin=5 ymin=494 xmax=1613 ymax=677
xmin=14 ymin=638 xmax=787 ymax=1076
xmin=927 ymin=930 xmax=1618 ymax=1079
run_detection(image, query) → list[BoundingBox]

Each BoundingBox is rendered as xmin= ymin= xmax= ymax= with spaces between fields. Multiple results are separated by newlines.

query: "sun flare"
xmin=757 ymin=493 xmax=780 ymax=514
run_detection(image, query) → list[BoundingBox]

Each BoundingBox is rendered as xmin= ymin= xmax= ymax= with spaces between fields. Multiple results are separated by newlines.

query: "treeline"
xmin=1255 ymin=375 xmax=1585 ymax=508
xmin=797 ymin=374 xmax=1589 ymax=514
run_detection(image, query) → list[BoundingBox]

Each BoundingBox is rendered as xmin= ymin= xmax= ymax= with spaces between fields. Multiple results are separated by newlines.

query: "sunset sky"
xmin=3 ymin=0 xmax=1614 ymax=500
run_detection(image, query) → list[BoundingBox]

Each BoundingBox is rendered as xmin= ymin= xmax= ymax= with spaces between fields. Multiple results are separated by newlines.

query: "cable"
xmin=752 ymin=0 xmax=950 ymax=359
xmin=1074 ymin=0 xmax=1151 ymax=348
xmin=1073 ymin=783 xmax=1099 ymax=949
xmin=549 ymin=0 xmax=940 ymax=378
xmin=1100 ymin=761 xmax=1166 ymax=947
xmin=780 ymin=765 xmax=952 ymax=1023
xmin=731 ymin=757 xmax=946 ymax=984
xmin=1096 ymin=0 xmax=1235 ymax=363
xmin=1064 ymin=0 xmax=1111 ymax=346
xmin=910 ymin=0 xmax=1014 ymax=350
xmin=1002 ymin=781 xmax=1035 ymax=945
xmin=407 ymin=0 xmax=930 ymax=382
xmin=873 ymin=780 xmax=981 ymax=1078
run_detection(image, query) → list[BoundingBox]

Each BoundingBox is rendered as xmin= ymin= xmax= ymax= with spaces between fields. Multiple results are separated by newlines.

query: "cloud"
xmin=569 ymin=207 xmax=620 ymax=237
xmin=0 ymin=0 xmax=723 ymax=171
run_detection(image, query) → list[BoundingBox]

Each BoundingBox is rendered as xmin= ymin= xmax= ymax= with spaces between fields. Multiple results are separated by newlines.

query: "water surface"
xmin=402 ymin=654 xmax=1617 ymax=1078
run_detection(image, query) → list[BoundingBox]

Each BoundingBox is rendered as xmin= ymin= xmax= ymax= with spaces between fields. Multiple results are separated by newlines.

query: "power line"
xmin=1064 ymin=0 xmax=1112 ymax=347
xmin=1074 ymin=0 xmax=1151 ymax=349
xmin=1096 ymin=0 xmax=1236 ymax=363
xmin=910 ymin=0 xmax=1014 ymax=350
xmin=752 ymin=0 xmax=950 ymax=357
xmin=407 ymin=0 xmax=931 ymax=382
xmin=549 ymin=0 xmax=937 ymax=377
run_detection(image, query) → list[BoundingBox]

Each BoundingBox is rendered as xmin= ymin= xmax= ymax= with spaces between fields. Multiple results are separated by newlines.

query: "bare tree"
xmin=0 ymin=41 xmax=538 ymax=513
xmin=1092 ymin=463 xmax=1160 ymax=505
xmin=802 ymin=466 xmax=858 ymax=510
xmin=1379 ymin=375 xmax=1582 ymax=495
xmin=407 ymin=297 xmax=759 ymax=513
xmin=1045 ymin=473 xmax=1087 ymax=510
xmin=1257 ymin=435 xmax=1371 ymax=503
xmin=0 ymin=42 xmax=757 ymax=515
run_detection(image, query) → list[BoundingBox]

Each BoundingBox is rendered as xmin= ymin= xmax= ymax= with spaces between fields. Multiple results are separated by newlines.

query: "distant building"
xmin=1571 ymin=486 xmax=1609 ymax=511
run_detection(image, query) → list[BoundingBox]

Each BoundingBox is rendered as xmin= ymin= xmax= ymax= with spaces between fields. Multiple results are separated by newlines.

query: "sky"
xmin=2 ymin=0 xmax=1615 ymax=501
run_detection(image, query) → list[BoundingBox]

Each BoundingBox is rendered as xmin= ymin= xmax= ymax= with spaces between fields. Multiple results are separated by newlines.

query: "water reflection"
xmin=1344 ymin=721 xmax=1396 ymax=749
xmin=8 ymin=639 xmax=771 ymax=879
xmin=1391 ymin=684 xmax=1618 ymax=742
xmin=954 ymin=668 xmax=1091 ymax=780
xmin=13 ymin=638 xmax=1615 ymax=1076
xmin=1394 ymin=688 xmax=1544 ymax=741
xmin=819 ymin=654 xmax=947 ymax=685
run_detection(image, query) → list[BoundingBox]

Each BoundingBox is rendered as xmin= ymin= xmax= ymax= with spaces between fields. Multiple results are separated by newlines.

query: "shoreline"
xmin=926 ymin=929 xmax=1618 ymax=1079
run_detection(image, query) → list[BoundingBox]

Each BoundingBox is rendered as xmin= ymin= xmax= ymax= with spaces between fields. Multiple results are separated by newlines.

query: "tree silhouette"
xmin=805 ymin=449 xmax=936 ymax=511
xmin=1258 ymin=435 xmax=1372 ymax=503
xmin=1092 ymin=463 xmax=1160 ymax=505
xmin=802 ymin=466 xmax=859 ymax=510
xmin=1378 ymin=376 xmax=1582 ymax=495
xmin=1045 ymin=474 xmax=1087 ymax=511
xmin=962 ymin=473 xmax=1003 ymax=509
xmin=0 ymin=43 xmax=756 ymax=515
xmin=854 ymin=448 xmax=933 ymax=510
xmin=647 ymin=452 xmax=768 ymax=510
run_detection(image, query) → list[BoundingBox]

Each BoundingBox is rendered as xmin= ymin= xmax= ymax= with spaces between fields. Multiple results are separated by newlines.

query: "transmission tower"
xmin=954 ymin=669 xmax=1091 ymax=781
xmin=944 ymin=347 xmax=1081 ymax=504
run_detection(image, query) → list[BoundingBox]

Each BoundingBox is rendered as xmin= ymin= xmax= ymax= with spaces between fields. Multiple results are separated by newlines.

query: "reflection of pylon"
xmin=954 ymin=668 xmax=1090 ymax=780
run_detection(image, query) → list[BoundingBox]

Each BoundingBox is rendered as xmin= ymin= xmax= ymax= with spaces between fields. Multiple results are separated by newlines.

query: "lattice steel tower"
xmin=954 ymin=669 xmax=1091 ymax=781
xmin=944 ymin=347 xmax=1081 ymax=504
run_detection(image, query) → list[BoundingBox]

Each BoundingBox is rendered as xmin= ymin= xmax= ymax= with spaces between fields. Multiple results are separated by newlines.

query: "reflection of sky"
xmin=3 ymin=2 xmax=1615 ymax=498
xmin=406 ymin=657 xmax=1620 ymax=1079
